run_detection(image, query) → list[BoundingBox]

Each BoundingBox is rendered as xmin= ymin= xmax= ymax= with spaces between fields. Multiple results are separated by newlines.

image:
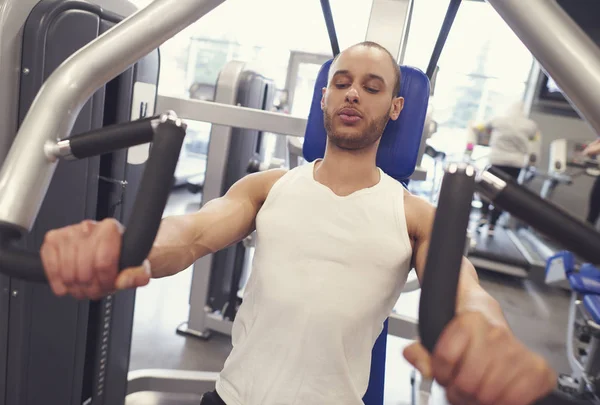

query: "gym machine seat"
xmin=568 ymin=274 xmax=600 ymax=296
xmin=304 ymin=59 xmax=430 ymax=404
xmin=583 ymin=295 xmax=600 ymax=325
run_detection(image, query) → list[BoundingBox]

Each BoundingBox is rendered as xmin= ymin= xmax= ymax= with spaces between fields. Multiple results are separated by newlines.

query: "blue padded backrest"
xmin=303 ymin=59 xmax=430 ymax=181
xmin=362 ymin=320 xmax=388 ymax=405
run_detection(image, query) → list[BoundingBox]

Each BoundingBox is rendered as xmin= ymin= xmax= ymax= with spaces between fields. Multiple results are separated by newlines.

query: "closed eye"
xmin=365 ymin=87 xmax=379 ymax=94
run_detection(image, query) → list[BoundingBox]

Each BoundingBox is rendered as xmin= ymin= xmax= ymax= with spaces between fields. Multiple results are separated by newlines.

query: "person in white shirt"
xmin=474 ymin=102 xmax=540 ymax=236
xmin=39 ymin=42 xmax=556 ymax=405
xmin=582 ymin=138 xmax=600 ymax=228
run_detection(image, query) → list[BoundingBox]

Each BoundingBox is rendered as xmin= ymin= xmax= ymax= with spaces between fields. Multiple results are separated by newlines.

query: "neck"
xmin=313 ymin=141 xmax=380 ymax=196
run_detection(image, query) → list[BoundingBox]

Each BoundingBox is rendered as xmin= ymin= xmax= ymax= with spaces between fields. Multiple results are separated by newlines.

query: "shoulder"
xmin=225 ymin=168 xmax=288 ymax=206
xmin=252 ymin=168 xmax=289 ymax=200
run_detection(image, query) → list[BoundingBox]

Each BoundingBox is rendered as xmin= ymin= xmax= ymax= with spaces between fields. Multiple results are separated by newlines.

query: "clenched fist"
xmin=40 ymin=218 xmax=152 ymax=300
xmin=404 ymin=311 xmax=557 ymax=405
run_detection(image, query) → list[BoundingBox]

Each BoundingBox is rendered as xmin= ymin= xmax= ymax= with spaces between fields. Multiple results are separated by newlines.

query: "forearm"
xmin=456 ymin=258 xmax=510 ymax=329
xmin=146 ymin=215 xmax=209 ymax=278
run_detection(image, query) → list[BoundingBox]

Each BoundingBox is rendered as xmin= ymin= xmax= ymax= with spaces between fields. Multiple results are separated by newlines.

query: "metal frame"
xmin=283 ymin=51 xmax=330 ymax=114
xmin=0 ymin=0 xmax=226 ymax=232
xmin=177 ymin=60 xmax=247 ymax=340
xmin=365 ymin=0 xmax=414 ymax=64
xmin=156 ymin=96 xmax=306 ymax=138
xmin=0 ymin=0 xmax=599 ymax=402
xmin=127 ymin=369 xmax=218 ymax=396
xmin=486 ymin=0 xmax=600 ymax=136
xmin=1 ymin=0 xmax=598 ymax=264
xmin=558 ymin=293 xmax=600 ymax=395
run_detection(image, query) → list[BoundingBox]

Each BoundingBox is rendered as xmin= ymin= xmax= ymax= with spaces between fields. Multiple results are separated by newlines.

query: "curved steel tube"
xmin=488 ymin=0 xmax=600 ymax=133
xmin=0 ymin=0 xmax=225 ymax=231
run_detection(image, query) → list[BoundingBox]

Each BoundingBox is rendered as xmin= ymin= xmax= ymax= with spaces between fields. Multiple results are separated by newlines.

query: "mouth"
xmin=338 ymin=108 xmax=362 ymax=124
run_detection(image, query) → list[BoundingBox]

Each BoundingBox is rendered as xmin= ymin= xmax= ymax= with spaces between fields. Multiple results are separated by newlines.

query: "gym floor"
xmin=126 ymin=188 xmax=572 ymax=405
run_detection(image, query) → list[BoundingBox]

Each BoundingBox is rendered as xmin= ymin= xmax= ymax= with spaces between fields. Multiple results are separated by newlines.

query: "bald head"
xmin=328 ymin=41 xmax=401 ymax=97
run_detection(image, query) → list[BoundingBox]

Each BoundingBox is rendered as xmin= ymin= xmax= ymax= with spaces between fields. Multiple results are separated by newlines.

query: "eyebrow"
xmin=332 ymin=70 xmax=386 ymax=84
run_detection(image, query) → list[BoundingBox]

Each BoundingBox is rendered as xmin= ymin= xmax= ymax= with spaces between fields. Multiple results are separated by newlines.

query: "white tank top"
xmin=216 ymin=160 xmax=413 ymax=405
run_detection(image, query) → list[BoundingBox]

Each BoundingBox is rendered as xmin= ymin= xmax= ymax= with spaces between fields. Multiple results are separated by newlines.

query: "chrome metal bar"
xmin=0 ymin=0 xmax=226 ymax=231
xmin=127 ymin=369 xmax=218 ymax=395
xmin=156 ymin=96 xmax=307 ymax=138
xmin=365 ymin=0 xmax=414 ymax=62
xmin=45 ymin=140 xmax=74 ymax=160
xmin=388 ymin=312 xmax=418 ymax=339
xmin=487 ymin=0 xmax=600 ymax=134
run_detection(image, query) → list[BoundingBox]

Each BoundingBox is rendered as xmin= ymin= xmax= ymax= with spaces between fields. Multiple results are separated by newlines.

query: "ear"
xmin=320 ymin=87 xmax=327 ymax=110
xmin=389 ymin=96 xmax=404 ymax=121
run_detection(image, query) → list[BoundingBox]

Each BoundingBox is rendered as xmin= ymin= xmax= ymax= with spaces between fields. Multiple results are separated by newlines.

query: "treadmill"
xmin=468 ymin=166 xmax=555 ymax=279
xmin=468 ymin=224 xmax=543 ymax=278
xmin=469 ymin=138 xmax=600 ymax=281
xmin=521 ymin=139 xmax=600 ymax=286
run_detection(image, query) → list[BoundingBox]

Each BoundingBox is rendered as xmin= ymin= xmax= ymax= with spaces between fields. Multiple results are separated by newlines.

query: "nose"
xmin=345 ymin=87 xmax=359 ymax=104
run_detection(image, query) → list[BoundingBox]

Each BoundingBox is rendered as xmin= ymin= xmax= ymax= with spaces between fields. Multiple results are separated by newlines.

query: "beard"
xmin=323 ymin=107 xmax=390 ymax=150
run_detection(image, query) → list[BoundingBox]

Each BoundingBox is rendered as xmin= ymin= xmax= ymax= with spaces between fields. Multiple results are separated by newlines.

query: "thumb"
xmin=115 ymin=259 xmax=152 ymax=290
xmin=403 ymin=341 xmax=433 ymax=379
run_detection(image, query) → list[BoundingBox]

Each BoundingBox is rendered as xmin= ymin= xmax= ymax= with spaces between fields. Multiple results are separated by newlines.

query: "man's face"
xmin=321 ymin=46 xmax=404 ymax=150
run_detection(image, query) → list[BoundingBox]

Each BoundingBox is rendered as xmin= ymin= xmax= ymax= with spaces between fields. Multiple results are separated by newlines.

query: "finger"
xmin=94 ymin=218 xmax=123 ymax=290
xmin=403 ymin=341 xmax=433 ymax=379
xmin=450 ymin=320 xmax=496 ymax=401
xmin=41 ymin=232 xmax=67 ymax=296
xmin=60 ymin=229 xmax=79 ymax=287
xmin=75 ymin=224 xmax=95 ymax=286
xmin=497 ymin=356 xmax=556 ymax=405
xmin=115 ymin=260 xmax=151 ymax=290
xmin=132 ymin=260 xmax=152 ymax=287
xmin=431 ymin=315 xmax=474 ymax=386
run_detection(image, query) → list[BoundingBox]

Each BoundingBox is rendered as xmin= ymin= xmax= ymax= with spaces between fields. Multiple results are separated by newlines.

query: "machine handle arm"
xmin=487 ymin=0 xmax=600 ymax=136
xmin=0 ymin=112 xmax=186 ymax=283
xmin=0 ymin=0 xmax=224 ymax=232
xmin=418 ymin=163 xmax=475 ymax=353
xmin=49 ymin=115 xmax=160 ymax=160
xmin=419 ymin=163 xmax=599 ymax=405
xmin=478 ymin=166 xmax=600 ymax=265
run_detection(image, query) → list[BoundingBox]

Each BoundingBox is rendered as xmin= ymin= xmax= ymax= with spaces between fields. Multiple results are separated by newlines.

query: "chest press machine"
xmin=0 ymin=0 xmax=598 ymax=405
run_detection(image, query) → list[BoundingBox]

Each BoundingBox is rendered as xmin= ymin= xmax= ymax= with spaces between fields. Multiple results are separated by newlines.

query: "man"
xmin=472 ymin=102 xmax=541 ymax=236
xmin=40 ymin=42 xmax=556 ymax=405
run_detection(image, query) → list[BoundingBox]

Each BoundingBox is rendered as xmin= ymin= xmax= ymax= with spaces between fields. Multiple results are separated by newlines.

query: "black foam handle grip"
xmin=484 ymin=167 xmax=600 ymax=265
xmin=69 ymin=115 xmax=158 ymax=159
xmin=118 ymin=118 xmax=185 ymax=270
xmin=0 ymin=116 xmax=185 ymax=283
xmin=0 ymin=245 xmax=45 ymax=283
xmin=418 ymin=165 xmax=475 ymax=353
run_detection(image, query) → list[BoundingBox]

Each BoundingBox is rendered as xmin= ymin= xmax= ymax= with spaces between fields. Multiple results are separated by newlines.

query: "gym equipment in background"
xmin=0 ymin=1 xmax=159 ymax=404
xmin=420 ymin=161 xmax=600 ymax=405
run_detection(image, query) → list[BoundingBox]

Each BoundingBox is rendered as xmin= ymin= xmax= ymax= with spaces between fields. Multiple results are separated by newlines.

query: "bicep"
xmin=409 ymin=198 xmax=478 ymax=286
